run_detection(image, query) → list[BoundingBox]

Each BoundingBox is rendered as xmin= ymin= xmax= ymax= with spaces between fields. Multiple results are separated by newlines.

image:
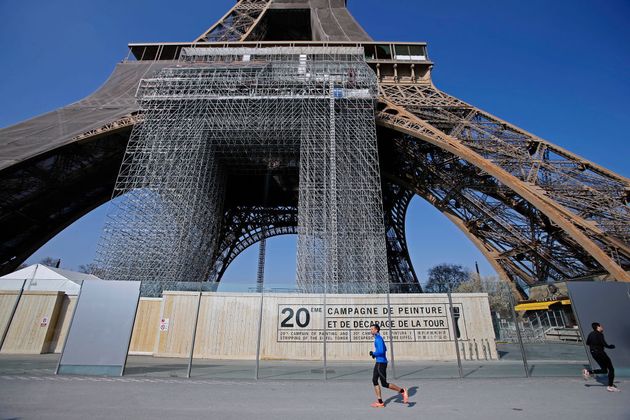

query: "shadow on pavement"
xmin=384 ymin=385 xmax=418 ymax=407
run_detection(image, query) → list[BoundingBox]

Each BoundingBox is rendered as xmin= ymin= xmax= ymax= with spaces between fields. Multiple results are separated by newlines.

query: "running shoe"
xmin=607 ymin=386 xmax=620 ymax=392
xmin=402 ymin=388 xmax=409 ymax=404
xmin=370 ymin=401 xmax=385 ymax=408
xmin=582 ymin=368 xmax=590 ymax=380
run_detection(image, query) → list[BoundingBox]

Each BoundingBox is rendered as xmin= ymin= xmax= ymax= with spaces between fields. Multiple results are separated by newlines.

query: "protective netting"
xmin=95 ymin=47 xmax=388 ymax=293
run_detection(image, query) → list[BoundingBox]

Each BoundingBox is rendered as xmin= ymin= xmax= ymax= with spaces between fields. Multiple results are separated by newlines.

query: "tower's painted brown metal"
xmin=0 ymin=0 xmax=628 ymax=292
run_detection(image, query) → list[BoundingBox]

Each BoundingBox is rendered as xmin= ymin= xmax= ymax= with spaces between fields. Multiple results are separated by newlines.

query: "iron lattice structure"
xmin=95 ymin=47 xmax=388 ymax=293
xmin=376 ymin=85 xmax=630 ymax=288
xmin=195 ymin=0 xmax=272 ymax=42
xmin=1 ymin=0 xmax=628 ymax=294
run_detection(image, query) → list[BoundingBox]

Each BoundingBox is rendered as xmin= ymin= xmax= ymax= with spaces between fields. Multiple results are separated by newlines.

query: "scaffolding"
xmin=95 ymin=47 xmax=388 ymax=293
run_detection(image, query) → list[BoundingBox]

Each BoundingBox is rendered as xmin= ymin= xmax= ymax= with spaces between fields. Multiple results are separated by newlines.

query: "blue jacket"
xmin=373 ymin=334 xmax=388 ymax=363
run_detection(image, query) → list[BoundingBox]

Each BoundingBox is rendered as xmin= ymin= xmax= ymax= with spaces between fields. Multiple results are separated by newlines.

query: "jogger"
xmin=582 ymin=322 xmax=619 ymax=392
xmin=369 ymin=323 xmax=409 ymax=407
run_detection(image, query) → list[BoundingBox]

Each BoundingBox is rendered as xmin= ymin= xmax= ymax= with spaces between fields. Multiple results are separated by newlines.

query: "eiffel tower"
xmin=1 ymin=1 xmax=628 ymax=294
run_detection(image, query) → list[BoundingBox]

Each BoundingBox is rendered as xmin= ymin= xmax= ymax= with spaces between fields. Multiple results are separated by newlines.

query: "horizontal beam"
xmin=128 ymin=41 xmax=429 ymax=62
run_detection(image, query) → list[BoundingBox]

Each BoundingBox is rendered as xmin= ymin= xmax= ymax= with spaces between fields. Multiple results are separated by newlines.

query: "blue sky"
xmin=1 ymin=0 xmax=628 ymax=289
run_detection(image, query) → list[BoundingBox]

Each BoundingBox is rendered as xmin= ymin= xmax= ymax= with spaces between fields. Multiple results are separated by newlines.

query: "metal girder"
xmin=208 ymin=194 xmax=423 ymax=291
xmin=383 ymin=132 xmax=605 ymax=292
xmin=0 ymin=132 xmax=128 ymax=274
xmin=381 ymin=182 xmax=422 ymax=292
xmin=71 ymin=114 xmax=142 ymax=142
xmin=209 ymin=205 xmax=297 ymax=283
xmin=377 ymin=83 xmax=630 ymax=282
xmin=195 ymin=0 xmax=272 ymax=43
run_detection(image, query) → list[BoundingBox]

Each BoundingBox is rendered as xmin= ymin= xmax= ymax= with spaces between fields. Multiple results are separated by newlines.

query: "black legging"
xmin=372 ymin=362 xmax=389 ymax=387
xmin=589 ymin=351 xmax=615 ymax=387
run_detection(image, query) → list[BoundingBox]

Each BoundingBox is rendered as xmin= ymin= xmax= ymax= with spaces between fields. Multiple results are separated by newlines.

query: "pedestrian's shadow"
xmin=584 ymin=375 xmax=610 ymax=388
xmin=384 ymin=386 xmax=419 ymax=408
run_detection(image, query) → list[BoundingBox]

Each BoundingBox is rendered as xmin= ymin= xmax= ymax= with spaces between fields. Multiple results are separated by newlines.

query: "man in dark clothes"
xmin=582 ymin=322 xmax=620 ymax=392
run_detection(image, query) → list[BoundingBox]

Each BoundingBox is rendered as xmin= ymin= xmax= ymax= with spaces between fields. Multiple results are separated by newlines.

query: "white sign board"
xmin=277 ymin=303 xmax=466 ymax=343
xmin=159 ymin=318 xmax=169 ymax=332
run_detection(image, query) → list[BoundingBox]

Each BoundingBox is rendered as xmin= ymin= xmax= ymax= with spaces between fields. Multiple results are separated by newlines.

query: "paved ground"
xmin=1 ymin=352 xmax=627 ymax=419
xmin=0 ymin=373 xmax=627 ymax=420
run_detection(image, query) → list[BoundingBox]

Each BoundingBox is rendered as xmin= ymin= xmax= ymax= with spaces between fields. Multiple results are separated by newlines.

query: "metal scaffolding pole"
xmin=96 ymin=47 xmax=388 ymax=293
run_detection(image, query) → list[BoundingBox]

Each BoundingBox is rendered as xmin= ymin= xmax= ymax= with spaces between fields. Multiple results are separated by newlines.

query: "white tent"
xmin=0 ymin=264 xmax=102 ymax=295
